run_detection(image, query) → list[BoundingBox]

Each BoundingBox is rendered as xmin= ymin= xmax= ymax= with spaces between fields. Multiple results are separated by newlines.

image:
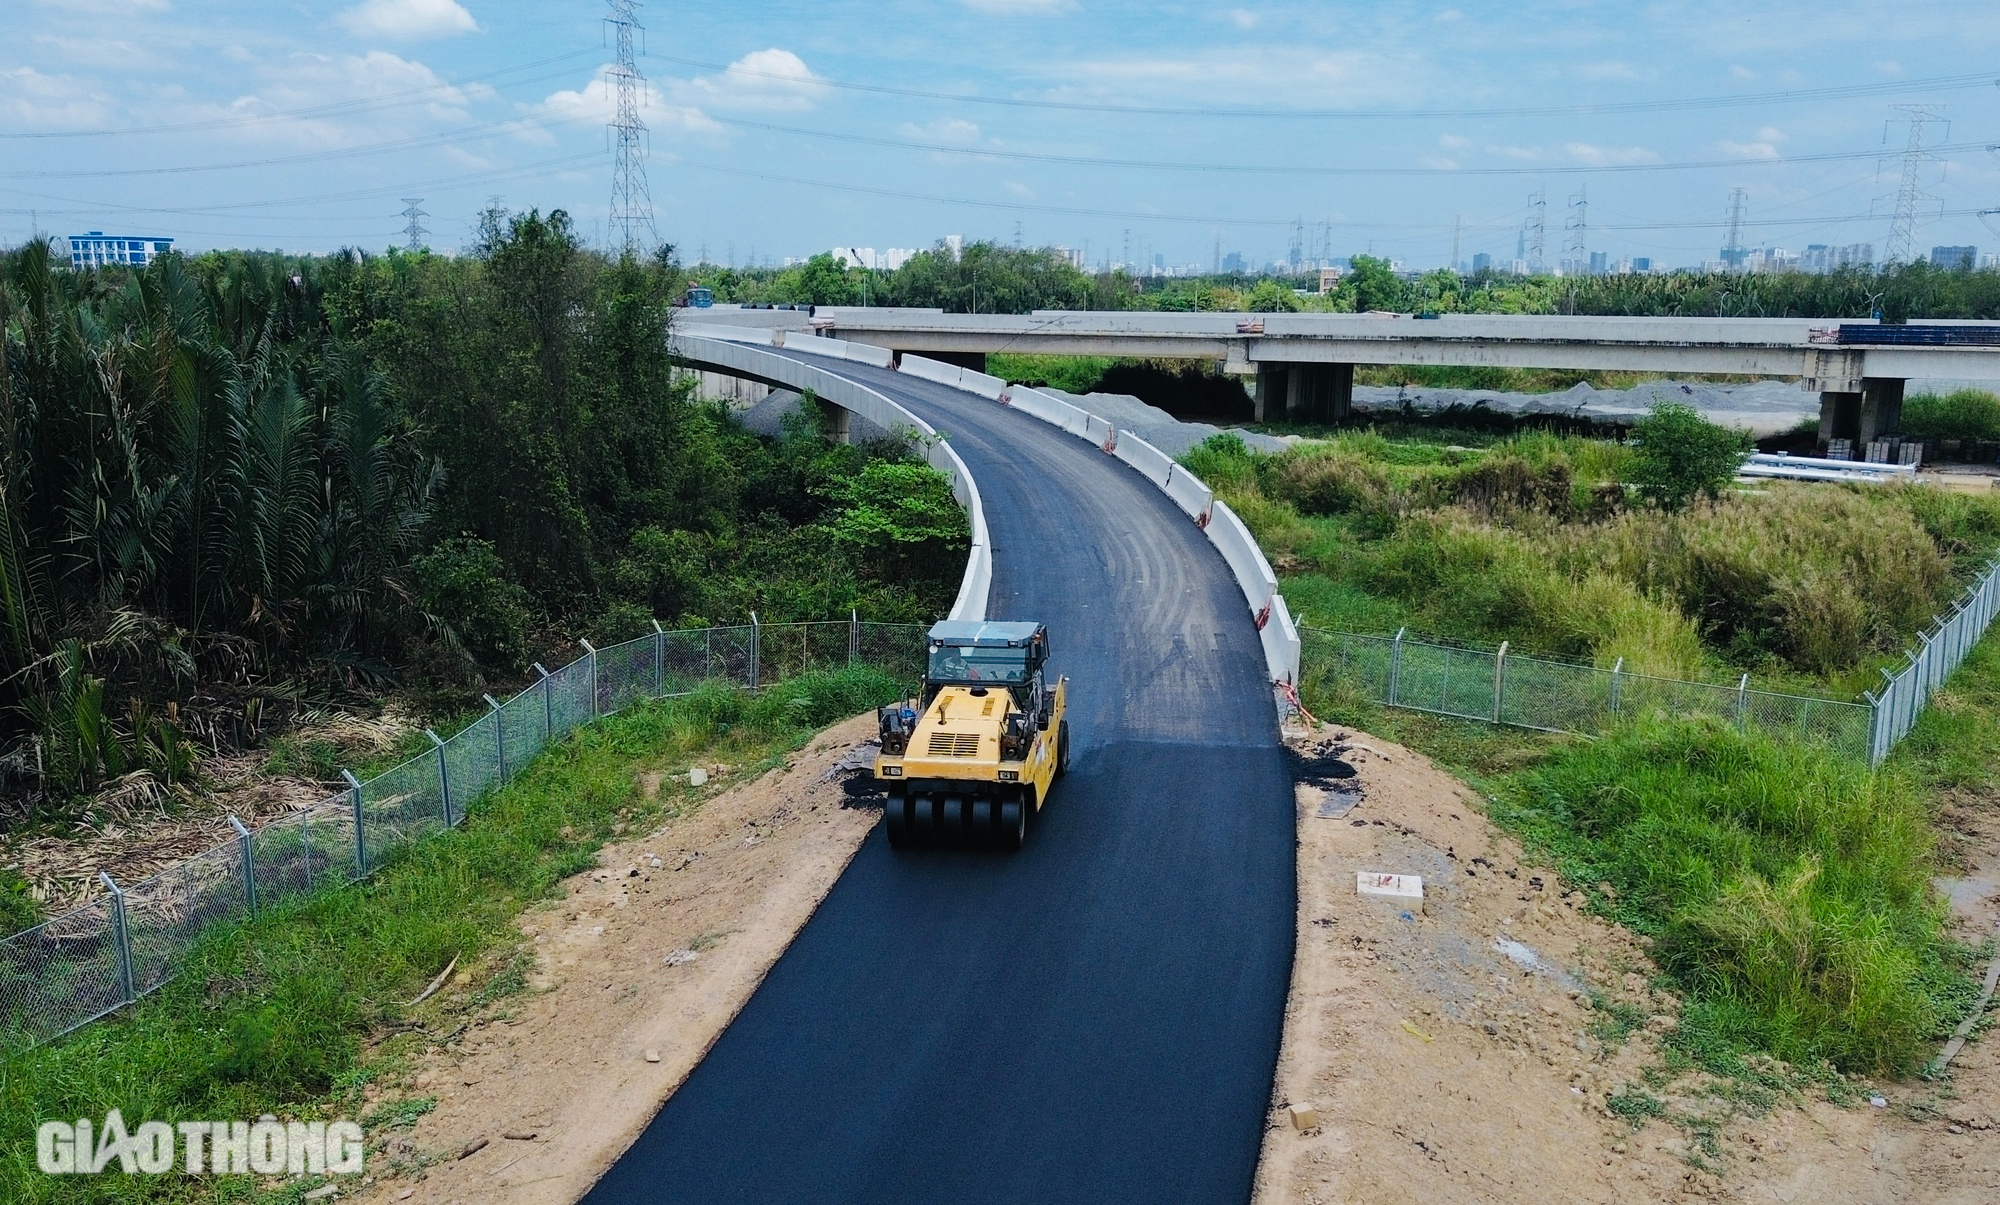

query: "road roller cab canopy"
xmin=924 ymin=620 xmax=1048 ymax=686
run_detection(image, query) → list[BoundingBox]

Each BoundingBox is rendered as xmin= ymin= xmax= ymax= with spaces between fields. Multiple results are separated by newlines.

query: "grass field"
xmin=1199 ymin=423 xmax=2000 ymax=1078
xmin=0 ymin=667 xmax=901 ymax=1204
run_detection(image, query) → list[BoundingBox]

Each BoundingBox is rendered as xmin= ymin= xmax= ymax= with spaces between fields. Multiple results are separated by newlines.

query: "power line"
xmin=641 ymin=52 xmax=2000 ymax=122
xmin=399 ymin=199 xmax=428 ymax=252
xmin=606 ymin=0 xmax=657 ymax=252
xmin=682 ymin=115 xmax=2000 ymax=179
xmin=0 ymin=50 xmax=603 ymax=140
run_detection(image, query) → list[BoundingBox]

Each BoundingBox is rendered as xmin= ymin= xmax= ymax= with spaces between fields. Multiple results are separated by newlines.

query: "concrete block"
xmin=1357 ymin=872 xmax=1424 ymax=901
xmin=1288 ymin=1102 xmax=1320 ymax=1130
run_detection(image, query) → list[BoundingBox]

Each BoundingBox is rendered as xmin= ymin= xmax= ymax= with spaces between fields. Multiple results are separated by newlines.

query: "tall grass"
xmin=1902 ymin=389 xmax=2000 ymax=444
xmin=1188 ymin=431 xmax=2000 ymax=684
xmin=0 ymin=667 xmax=900 ymax=1204
xmin=1492 ymin=718 xmax=1955 ymax=1074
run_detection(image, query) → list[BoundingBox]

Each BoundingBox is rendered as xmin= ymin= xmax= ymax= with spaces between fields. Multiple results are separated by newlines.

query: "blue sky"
xmin=4 ymin=0 xmax=2000 ymax=269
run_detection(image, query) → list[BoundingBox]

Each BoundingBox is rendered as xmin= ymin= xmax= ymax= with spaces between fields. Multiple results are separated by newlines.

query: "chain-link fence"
xmin=1868 ymin=555 xmax=2000 ymax=763
xmin=0 ymin=615 xmax=927 ymax=1050
xmin=1301 ymin=627 xmax=1876 ymax=760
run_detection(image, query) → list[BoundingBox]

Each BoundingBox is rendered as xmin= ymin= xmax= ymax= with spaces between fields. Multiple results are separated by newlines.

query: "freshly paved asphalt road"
xmin=584 ymin=353 xmax=1295 ymax=1204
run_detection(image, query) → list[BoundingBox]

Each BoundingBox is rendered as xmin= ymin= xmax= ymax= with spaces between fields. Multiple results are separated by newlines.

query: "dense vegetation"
xmin=691 ymin=240 xmax=2000 ymax=321
xmin=0 ymin=217 xmax=967 ymax=813
xmin=1185 ymin=416 xmax=2000 ymax=689
xmin=0 ymin=666 xmax=901 ymax=1203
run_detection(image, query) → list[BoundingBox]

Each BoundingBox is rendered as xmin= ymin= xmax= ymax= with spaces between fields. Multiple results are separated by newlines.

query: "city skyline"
xmin=4 ymin=1 xmax=2000 ymax=269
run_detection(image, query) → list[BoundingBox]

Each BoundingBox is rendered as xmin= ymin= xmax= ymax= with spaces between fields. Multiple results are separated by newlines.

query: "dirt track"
xmin=1256 ymin=723 xmax=2000 ymax=1205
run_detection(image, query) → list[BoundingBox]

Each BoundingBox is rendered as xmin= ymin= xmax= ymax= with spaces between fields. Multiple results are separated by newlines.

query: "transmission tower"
xmin=1287 ymin=219 xmax=1304 ymax=271
xmin=1879 ymin=105 xmax=1948 ymax=266
xmin=398 ymin=198 xmax=428 ymax=252
xmin=1525 ymin=189 xmax=1547 ymax=274
xmin=1450 ymin=214 xmax=1462 ymax=274
xmin=1563 ymin=187 xmax=1588 ymax=274
xmin=605 ymin=0 xmax=657 ymax=252
xmin=1721 ymin=187 xmax=1748 ymax=270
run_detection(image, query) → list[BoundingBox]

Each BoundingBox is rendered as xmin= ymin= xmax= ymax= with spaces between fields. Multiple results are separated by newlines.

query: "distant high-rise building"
xmin=1471 ymin=252 xmax=1493 ymax=273
xmin=1931 ymin=245 xmax=1977 ymax=270
xmin=943 ymin=234 xmax=963 ymax=260
xmin=1802 ymin=243 xmax=1875 ymax=272
xmin=1588 ymin=251 xmax=1609 ymax=275
xmin=67 ymin=232 xmax=173 ymax=269
xmin=1983 ymin=252 xmax=2000 ymax=270
xmin=1630 ymin=257 xmax=1652 ymax=273
xmin=1221 ymin=251 xmax=1246 ymax=274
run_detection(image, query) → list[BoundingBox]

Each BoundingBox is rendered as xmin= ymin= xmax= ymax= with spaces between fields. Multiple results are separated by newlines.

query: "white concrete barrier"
xmin=671 ymin=333 xmax=990 ymax=622
xmin=1206 ymin=500 xmax=1281 ymax=615
xmin=1263 ymin=593 xmax=1302 ymax=687
xmin=1113 ymin=432 xmax=1176 ymax=489
xmin=1162 ymin=463 xmax=1215 ymax=524
xmin=775 ymin=332 xmax=898 ymax=369
xmin=899 ymin=353 xmax=1010 ymax=401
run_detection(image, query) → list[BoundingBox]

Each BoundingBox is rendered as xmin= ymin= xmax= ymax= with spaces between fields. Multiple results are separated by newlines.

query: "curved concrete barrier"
xmin=899 ymin=352 xmax=1010 ymax=400
xmin=982 ymin=376 xmax=1299 ymax=685
xmin=671 ymin=333 xmax=989 ymax=622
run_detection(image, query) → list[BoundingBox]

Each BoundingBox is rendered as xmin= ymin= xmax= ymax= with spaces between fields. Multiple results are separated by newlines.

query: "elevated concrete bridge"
xmin=692 ymin=306 xmax=2000 ymax=450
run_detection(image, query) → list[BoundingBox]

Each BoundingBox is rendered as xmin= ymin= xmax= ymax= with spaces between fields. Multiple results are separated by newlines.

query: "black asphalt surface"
xmin=584 ymin=352 xmax=1295 ymax=1204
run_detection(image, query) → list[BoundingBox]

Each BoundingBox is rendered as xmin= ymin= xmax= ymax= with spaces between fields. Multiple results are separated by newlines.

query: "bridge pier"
xmin=1815 ymin=378 xmax=1904 ymax=454
xmin=1255 ymin=363 xmax=1353 ymax=425
xmin=816 ymin=397 xmax=852 ymax=444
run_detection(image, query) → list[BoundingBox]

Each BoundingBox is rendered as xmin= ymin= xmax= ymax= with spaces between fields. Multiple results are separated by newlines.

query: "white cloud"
xmin=1729 ymin=64 xmax=1758 ymax=80
xmin=1563 ymin=142 xmax=1659 ymax=166
xmin=1420 ymin=155 xmax=1459 ymax=170
xmin=961 ymin=0 xmax=1075 ymax=12
xmin=1874 ymin=59 xmax=1904 ymax=76
xmin=1003 ymin=180 xmax=1036 ymax=198
xmin=29 ymin=0 xmax=170 ymax=11
xmin=1438 ymin=133 xmax=1472 ymax=150
xmin=337 ymin=0 xmax=478 ymax=41
xmin=1228 ymin=8 xmax=1258 ymax=29
xmin=1487 ymin=144 xmax=1543 ymax=162
xmin=218 ymin=51 xmax=482 ymax=144
xmin=0 ymin=66 xmax=117 ymax=130
xmin=536 ymin=68 xmax=721 ymax=138
xmin=679 ymin=49 xmax=825 ymax=112
xmin=899 ymin=118 xmax=983 ymax=145
xmin=1720 ymin=127 xmax=1785 ymax=159
xmin=1577 ymin=61 xmax=1643 ymax=81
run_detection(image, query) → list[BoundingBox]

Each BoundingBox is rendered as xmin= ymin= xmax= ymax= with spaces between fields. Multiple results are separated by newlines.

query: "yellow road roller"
xmin=875 ymin=620 xmax=1069 ymax=850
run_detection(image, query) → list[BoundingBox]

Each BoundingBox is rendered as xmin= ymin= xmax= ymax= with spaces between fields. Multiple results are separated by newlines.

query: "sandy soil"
xmin=347 ymin=713 xmax=883 ymax=1205
xmin=1252 ymin=723 xmax=2000 ymax=1205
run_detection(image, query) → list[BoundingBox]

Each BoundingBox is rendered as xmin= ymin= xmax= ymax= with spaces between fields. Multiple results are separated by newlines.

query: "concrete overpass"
xmin=689 ymin=306 xmax=2000 ymax=451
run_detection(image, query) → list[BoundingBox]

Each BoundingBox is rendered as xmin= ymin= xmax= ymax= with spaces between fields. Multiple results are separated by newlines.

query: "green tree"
xmin=1346 ymin=255 xmax=1406 ymax=313
xmin=1629 ymin=402 xmax=1753 ymax=511
xmin=1245 ymin=279 xmax=1302 ymax=312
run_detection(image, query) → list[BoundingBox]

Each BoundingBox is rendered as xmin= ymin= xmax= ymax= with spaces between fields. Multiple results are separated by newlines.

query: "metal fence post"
xmin=98 ymin=871 xmax=134 ymax=1006
xmin=483 ymin=695 xmax=506 ymax=782
xmin=230 ymin=815 xmax=256 ymax=914
xmin=342 ymin=770 xmax=367 ymax=876
xmin=580 ymin=639 xmax=600 ymax=717
xmin=652 ymin=619 xmax=666 ymax=697
xmin=1863 ymin=690 xmax=1883 ymax=765
xmin=1387 ymin=627 xmax=1406 ymax=708
xmin=1492 ymin=641 xmax=1508 ymax=724
xmin=534 ymin=662 xmax=553 ymax=743
xmin=427 ymin=728 xmax=453 ymax=827
xmin=749 ymin=612 xmax=762 ymax=689
xmin=1608 ymin=656 xmax=1625 ymax=717
xmin=1734 ymin=673 xmax=1750 ymax=732
xmin=850 ymin=608 xmax=860 ymax=668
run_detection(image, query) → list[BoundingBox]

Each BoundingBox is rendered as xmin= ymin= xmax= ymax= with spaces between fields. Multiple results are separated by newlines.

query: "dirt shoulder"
xmin=350 ymin=712 xmax=882 ymax=1205
xmin=1254 ymin=724 xmax=2000 ymax=1205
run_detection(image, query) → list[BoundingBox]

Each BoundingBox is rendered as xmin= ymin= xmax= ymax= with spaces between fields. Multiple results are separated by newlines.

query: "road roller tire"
xmin=998 ymin=797 xmax=1027 ymax=851
xmin=941 ymin=795 xmax=969 ymax=846
xmin=970 ymin=797 xmax=996 ymax=847
xmin=1055 ymin=719 xmax=1070 ymax=778
xmin=910 ymin=794 xmax=938 ymax=845
xmin=884 ymin=792 xmax=909 ymax=847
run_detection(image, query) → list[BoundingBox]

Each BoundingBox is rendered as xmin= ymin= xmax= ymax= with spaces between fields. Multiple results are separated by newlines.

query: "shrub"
xmin=1902 ymin=388 xmax=2000 ymax=443
xmin=1500 ymin=719 xmax=1946 ymax=1073
xmin=1445 ymin=453 xmax=1575 ymax=517
xmin=409 ymin=536 xmax=534 ymax=675
xmin=1264 ymin=451 xmax=1396 ymax=529
xmin=1628 ymin=402 xmax=1753 ymax=511
xmin=0 ymin=868 xmax=39 ymax=936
